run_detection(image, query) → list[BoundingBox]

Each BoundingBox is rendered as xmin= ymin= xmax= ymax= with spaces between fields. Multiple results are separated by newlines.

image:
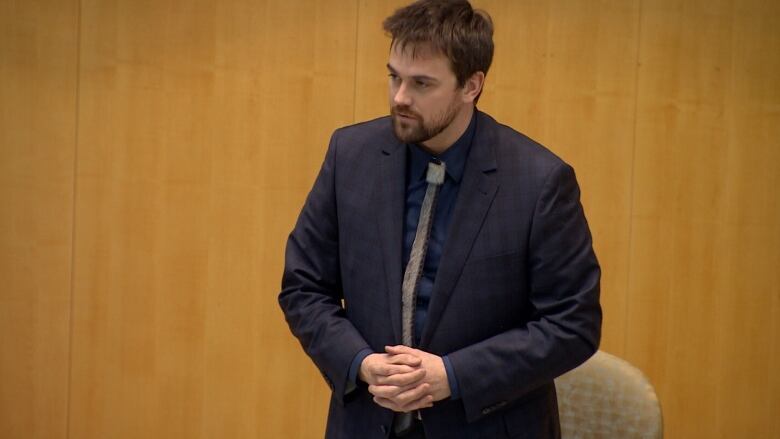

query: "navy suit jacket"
xmin=279 ymin=111 xmax=601 ymax=439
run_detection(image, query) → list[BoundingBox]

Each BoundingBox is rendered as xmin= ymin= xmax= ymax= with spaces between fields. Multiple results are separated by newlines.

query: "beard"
xmin=391 ymin=99 xmax=460 ymax=145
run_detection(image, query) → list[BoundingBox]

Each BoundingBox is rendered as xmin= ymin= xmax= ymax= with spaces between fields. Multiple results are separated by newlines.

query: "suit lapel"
xmin=375 ymin=138 xmax=406 ymax=344
xmin=420 ymin=115 xmax=498 ymax=348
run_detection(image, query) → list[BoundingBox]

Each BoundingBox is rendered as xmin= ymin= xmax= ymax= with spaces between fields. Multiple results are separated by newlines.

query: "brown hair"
xmin=383 ymin=0 xmax=494 ymax=88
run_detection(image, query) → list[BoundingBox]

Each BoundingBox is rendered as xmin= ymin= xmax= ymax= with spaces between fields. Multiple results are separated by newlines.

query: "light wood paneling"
xmin=0 ymin=1 xmax=78 ymax=438
xmin=712 ymin=2 xmax=780 ymax=432
xmin=354 ymin=0 xmax=407 ymax=121
xmin=627 ymin=0 xmax=780 ymax=438
xmin=68 ymin=1 xmax=357 ymax=438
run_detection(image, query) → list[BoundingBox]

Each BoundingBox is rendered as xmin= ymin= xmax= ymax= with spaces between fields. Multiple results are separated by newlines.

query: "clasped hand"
xmin=358 ymin=345 xmax=451 ymax=413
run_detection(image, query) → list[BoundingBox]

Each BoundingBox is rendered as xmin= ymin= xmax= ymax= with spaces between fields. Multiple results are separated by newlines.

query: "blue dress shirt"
xmin=349 ymin=113 xmax=477 ymax=401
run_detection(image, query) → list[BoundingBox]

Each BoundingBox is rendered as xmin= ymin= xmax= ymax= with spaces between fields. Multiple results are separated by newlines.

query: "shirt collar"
xmin=407 ymin=111 xmax=477 ymax=184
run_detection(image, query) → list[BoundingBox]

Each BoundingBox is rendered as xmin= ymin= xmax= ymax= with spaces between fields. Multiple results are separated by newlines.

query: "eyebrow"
xmin=386 ymin=63 xmax=439 ymax=83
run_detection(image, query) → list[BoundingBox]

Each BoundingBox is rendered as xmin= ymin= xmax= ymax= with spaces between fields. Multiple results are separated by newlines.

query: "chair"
xmin=555 ymin=350 xmax=663 ymax=439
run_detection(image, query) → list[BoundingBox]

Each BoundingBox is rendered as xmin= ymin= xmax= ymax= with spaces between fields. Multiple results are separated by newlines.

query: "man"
xmin=279 ymin=1 xmax=601 ymax=438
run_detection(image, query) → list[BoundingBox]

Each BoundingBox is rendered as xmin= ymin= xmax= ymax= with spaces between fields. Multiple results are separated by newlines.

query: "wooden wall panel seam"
xmin=541 ymin=3 xmax=553 ymax=143
xmin=352 ymin=0 xmax=361 ymax=124
xmin=623 ymin=0 xmax=644 ymax=357
xmin=65 ymin=1 xmax=83 ymax=438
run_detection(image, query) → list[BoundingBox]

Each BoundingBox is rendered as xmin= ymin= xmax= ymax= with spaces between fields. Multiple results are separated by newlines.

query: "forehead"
xmin=387 ymin=42 xmax=454 ymax=79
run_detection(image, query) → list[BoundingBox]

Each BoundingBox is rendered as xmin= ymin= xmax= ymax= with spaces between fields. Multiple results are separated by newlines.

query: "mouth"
xmin=394 ymin=110 xmax=418 ymax=121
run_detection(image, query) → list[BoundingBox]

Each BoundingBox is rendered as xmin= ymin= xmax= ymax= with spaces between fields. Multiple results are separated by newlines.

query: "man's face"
xmin=387 ymin=44 xmax=465 ymax=146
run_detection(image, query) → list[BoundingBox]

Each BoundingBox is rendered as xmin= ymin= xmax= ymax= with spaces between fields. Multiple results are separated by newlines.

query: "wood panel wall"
xmin=0 ymin=1 xmax=78 ymax=438
xmin=1 ymin=1 xmax=778 ymax=438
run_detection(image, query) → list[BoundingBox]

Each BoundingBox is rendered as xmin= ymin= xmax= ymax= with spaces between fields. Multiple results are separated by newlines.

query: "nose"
xmin=392 ymin=82 xmax=412 ymax=107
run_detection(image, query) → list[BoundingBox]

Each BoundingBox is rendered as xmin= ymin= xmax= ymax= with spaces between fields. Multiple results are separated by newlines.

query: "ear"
xmin=461 ymin=71 xmax=486 ymax=103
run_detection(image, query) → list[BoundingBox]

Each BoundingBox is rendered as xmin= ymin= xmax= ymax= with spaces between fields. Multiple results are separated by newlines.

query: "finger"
xmin=393 ymin=382 xmax=430 ymax=407
xmin=373 ymin=393 xmax=434 ymax=413
xmin=368 ymin=384 xmax=405 ymax=399
xmin=369 ymin=379 xmax=428 ymax=399
xmin=386 ymin=353 xmax=421 ymax=367
xmin=397 ymin=394 xmax=434 ymax=412
xmin=385 ymin=345 xmax=416 ymax=355
xmin=375 ymin=368 xmax=426 ymax=386
xmin=373 ymin=363 xmax=417 ymax=377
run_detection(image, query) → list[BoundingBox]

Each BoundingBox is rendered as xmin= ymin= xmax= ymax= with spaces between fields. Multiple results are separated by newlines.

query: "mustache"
xmin=391 ymin=106 xmax=421 ymax=120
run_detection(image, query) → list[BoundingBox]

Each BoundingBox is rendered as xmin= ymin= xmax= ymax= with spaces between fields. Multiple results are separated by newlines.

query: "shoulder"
xmin=331 ymin=116 xmax=395 ymax=150
xmin=322 ymin=116 xmax=399 ymax=188
xmin=476 ymin=111 xmax=571 ymax=181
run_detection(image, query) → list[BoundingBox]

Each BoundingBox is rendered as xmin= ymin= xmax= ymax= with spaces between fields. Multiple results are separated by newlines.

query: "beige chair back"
xmin=555 ymin=350 xmax=663 ymax=439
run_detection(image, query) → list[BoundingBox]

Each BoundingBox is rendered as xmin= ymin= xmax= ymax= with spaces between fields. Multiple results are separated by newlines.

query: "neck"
xmin=421 ymin=105 xmax=475 ymax=155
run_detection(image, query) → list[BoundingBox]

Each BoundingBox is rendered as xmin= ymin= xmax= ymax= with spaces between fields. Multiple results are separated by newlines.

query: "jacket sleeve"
xmin=278 ymin=131 xmax=371 ymax=404
xmin=447 ymin=162 xmax=602 ymax=422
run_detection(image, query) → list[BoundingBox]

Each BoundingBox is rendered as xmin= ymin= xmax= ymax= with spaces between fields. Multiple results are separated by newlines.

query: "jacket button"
xmin=482 ymin=407 xmax=492 ymax=415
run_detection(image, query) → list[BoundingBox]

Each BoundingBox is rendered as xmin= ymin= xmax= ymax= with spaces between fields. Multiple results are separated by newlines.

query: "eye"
xmin=415 ymin=80 xmax=429 ymax=89
xmin=388 ymin=73 xmax=400 ymax=81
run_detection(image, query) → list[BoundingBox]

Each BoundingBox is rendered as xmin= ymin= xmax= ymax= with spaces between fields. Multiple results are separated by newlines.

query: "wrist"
xmin=437 ymin=357 xmax=452 ymax=399
xmin=350 ymin=348 xmax=374 ymax=385
xmin=358 ymin=353 xmax=377 ymax=383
